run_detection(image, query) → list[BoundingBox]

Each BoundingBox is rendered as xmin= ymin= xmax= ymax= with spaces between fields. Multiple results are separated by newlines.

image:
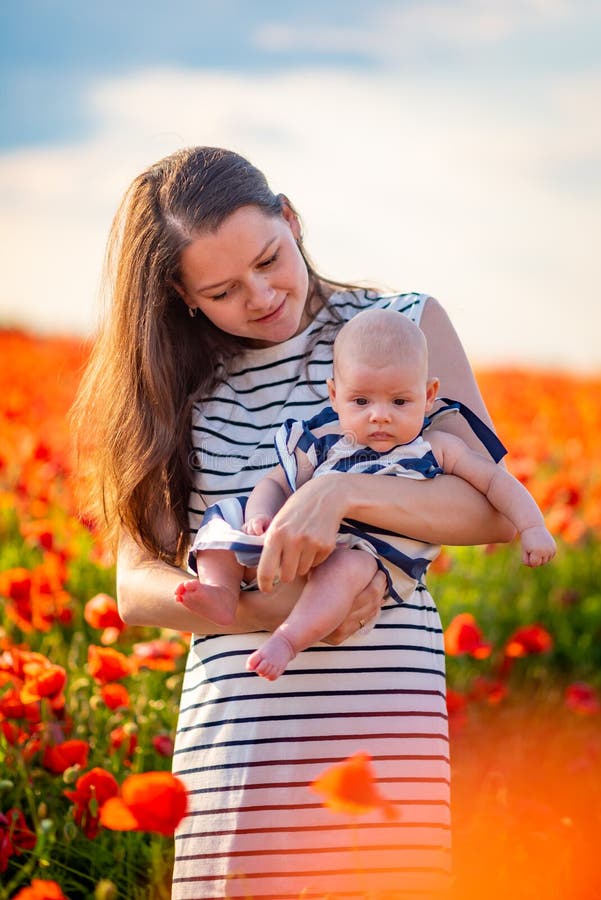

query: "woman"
xmin=74 ymin=146 xmax=514 ymax=899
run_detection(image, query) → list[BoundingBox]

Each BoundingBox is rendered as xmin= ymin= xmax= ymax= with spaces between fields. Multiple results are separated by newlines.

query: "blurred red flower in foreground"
xmin=469 ymin=676 xmax=508 ymax=705
xmin=84 ymin=593 xmax=124 ymax=631
xmin=109 ymin=725 xmax=138 ymax=761
xmin=565 ymin=682 xmax=600 ymax=715
xmin=11 ymin=879 xmax=68 ymax=900
xmin=99 ymin=772 xmax=188 ymax=835
xmin=311 ymin=751 xmax=398 ymax=820
xmin=504 ymin=624 xmax=553 ymax=658
xmin=0 ymin=808 xmax=37 ymax=872
xmin=84 ymin=594 xmax=125 ymax=643
xmin=43 ymin=739 xmax=89 ymax=774
xmin=152 ymin=734 xmax=175 ymax=757
xmin=0 ymin=561 xmax=72 ymax=633
xmin=87 ymin=646 xmax=133 ymax=683
xmin=64 ymin=768 xmax=119 ymax=839
xmin=20 ymin=662 xmax=66 ymax=705
xmin=100 ymin=683 xmax=130 ymax=710
xmin=131 ymin=638 xmax=187 ymax=672
xmin=446 ymin=688 xmax=467 ymax=711
xmin=444 ymin=613 xmax=492 ymax=659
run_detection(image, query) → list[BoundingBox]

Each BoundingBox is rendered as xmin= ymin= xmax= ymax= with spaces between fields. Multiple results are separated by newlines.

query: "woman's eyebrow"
xmin=196 ymin=237 xmax=278 ymax=292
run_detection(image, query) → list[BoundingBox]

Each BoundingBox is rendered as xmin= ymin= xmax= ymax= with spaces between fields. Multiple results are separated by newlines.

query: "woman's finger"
xmin=257 ymin=539 xmax=283 ymax=593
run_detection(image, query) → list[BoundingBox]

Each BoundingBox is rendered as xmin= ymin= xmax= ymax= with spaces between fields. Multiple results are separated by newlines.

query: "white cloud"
xmin=255 ymin=0 xmax=573 ymax=55
xmin=0 ymin=65 xmax=599 ymax=370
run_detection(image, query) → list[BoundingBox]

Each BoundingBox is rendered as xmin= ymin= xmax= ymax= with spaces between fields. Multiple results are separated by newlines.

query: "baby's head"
xmin=327 ymin=308 xmax=439 ymax=451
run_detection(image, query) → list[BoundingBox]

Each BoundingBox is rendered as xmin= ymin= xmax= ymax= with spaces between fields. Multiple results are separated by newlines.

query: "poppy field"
xmin=1 ymin=328 xmax=601 ymax=899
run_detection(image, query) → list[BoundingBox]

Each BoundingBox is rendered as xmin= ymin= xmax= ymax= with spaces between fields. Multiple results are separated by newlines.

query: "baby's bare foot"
xmin=174 ymin=580 xmax=236 ymax=627
xmin=246 ymin=632 xmax=297 ymax=681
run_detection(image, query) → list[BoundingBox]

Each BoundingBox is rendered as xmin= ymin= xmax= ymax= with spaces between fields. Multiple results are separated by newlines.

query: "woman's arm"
xmin=116 ymin=527 xmax=294 ymax=632
xmin=419 ymin=296 xmax=501 ymax=452
xmin=116 ymin=527 xmax=385 ymax=640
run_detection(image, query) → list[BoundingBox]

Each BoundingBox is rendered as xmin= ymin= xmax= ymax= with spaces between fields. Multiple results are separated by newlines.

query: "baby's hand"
xmin=520 ymin=525 xmax=557 ymax=567
xmin=242 ymin=515 xmax=272 ymax=536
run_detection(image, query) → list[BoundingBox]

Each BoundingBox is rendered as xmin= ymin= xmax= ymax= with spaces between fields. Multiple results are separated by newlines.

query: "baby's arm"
xmin=243 ymin=466 xmax=292 ymax=535
xmin=428 ymin=432 xmax=556 ymax=567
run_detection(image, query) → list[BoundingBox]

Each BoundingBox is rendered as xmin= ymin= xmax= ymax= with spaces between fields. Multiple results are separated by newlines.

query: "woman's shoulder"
xmin=327 ymin=288 xmax=431 ymax=326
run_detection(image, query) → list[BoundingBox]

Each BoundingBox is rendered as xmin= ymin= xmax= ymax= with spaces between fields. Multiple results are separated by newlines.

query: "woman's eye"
xmin=258 ymin=253 xmax=278 ymax=269
xmin=210 ymin=289 xmax=229 ymax=301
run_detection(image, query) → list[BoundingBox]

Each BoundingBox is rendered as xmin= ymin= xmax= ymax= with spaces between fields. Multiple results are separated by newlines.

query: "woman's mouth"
xmin=253 ymin=298 xmax=286 ymax=324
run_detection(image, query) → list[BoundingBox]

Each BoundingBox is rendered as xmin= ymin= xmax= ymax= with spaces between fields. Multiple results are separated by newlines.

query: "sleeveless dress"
xmin=172 ymin=291 xmax=452 ymax=899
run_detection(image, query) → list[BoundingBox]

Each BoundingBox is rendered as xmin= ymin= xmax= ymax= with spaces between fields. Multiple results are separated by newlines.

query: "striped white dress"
xmin=172 ymin=291 xmax=451 ymax=899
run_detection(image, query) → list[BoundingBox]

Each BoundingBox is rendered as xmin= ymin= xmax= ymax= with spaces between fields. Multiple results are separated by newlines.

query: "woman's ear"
xmin=425 ymin=377 xmax=440 ymax=413
xmin=278 ymin=194 xmax=302 ymax=242
xmin=327 ymin=377 xmax=337 ymax=410
xmin=171 ymin=279 xmax=194 ymax=312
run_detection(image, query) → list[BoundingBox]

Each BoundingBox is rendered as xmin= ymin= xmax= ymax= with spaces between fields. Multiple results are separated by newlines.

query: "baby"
xmin=176 ymin=308 xmax=556 ymax=680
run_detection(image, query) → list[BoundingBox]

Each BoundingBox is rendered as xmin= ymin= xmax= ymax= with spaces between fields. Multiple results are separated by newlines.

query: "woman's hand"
xmin=257 ymin=475 xmax=346 ymax=592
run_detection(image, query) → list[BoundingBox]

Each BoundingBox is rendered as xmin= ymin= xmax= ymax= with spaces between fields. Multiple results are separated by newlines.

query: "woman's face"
xmin=176 ymin=204 xmax=311 ymax=347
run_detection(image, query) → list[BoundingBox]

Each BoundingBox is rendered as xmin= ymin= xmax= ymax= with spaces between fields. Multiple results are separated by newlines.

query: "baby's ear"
xmin=327 ymin=377 xmax=337 ymax=408
xmin=425 ymin=377 xmax=439 ymax=412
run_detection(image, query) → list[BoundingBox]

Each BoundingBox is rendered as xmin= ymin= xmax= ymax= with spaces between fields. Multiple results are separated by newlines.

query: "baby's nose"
xmin=370 ymin=404 xmax=391 ymax=422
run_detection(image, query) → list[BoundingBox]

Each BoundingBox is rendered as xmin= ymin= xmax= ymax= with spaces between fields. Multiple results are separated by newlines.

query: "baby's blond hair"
xmin=333 ymin=308 xmax=428 ymax=376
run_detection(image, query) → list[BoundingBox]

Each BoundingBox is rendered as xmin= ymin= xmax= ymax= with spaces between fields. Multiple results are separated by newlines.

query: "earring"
xmin=188 ymin=307 xmax=198 ymax=318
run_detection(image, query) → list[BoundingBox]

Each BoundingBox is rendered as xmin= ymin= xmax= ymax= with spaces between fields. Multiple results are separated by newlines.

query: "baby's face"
xmin=328 ymin=358 xmax=437 ymax=452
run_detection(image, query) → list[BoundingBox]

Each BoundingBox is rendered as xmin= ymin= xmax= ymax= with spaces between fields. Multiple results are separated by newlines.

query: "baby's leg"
xmin=175 ymin=550 xmax=243 ymax=627
xmin=247 ymin=548 xmax=378 ymax=680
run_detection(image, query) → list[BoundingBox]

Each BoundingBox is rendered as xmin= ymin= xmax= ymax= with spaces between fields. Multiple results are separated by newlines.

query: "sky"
xmin=1 ymin=0 xmax=600 ymax=371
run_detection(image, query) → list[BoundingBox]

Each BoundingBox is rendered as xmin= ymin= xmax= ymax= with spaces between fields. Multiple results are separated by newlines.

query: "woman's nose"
xmin=246 ymin=277 xmax=276 ymax=310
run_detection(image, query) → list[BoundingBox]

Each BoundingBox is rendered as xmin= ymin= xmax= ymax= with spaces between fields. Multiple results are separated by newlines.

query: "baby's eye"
xmin=354 ymin=398 xmax=368 ymax=406
xmin=393 ymin=399 xmax=406 ymax=406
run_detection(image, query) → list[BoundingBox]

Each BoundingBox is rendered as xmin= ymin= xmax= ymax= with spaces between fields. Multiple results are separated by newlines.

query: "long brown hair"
xmin=71 ymin=146 xmax=348 ymax=565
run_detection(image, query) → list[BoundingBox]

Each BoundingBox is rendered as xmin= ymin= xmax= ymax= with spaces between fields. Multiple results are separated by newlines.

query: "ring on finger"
xmin=358 ymin=618 xmax=366 ymax=629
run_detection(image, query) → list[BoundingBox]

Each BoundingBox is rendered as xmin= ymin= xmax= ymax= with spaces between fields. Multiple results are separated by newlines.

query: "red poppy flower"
xmin=64 ymin=768 xmax=119 ymax=839
xmin=469 ymin=676 xmax=508 ymax=705
xmin=0 ymin=808 xmax=37 ymax=872
xmin=109 ymin=725 xmax=137 ymax=759
xmin=100 ymin=683 xmax=130 ymax=710
xmin=84 ymin=594 xmax=124 ymax=632
xmin=504 ymin=624 xmax=553 ymax=658
xmin=1 ymin=719 xmax=29 ymax=746
xmin=445 ymin=689 xmax=468 ymax=731
xmin=0 ymin=568 xmax=32 ymax=602
xmin=446 ymin=688 xmax=467 ymax=716
xmin=444 ymin=613 xmax=492 ymax=659
xmin=99 ymin=772 xmax=188 ymax=835
xmin=565 ymin=682 xmax=600 ymax=715
xmin=87 ymin=646 xmax=132 ymax=684
xmin=152 ymin=734 xmax=175 ymax=757
xmin=131 ymin=638 xmax=186 ymax=672
xmin=20 ymin=520 xmax=55 ymax=553
xmin=43 ymin=739 xmax=89 ymax=774
xmin=20 ymin=663 xmax=66 ymax=704
xmin=11 ymin=879 xmax=68 ymax=900
xmin=310 ymin=751 xmax=398 ymax=820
